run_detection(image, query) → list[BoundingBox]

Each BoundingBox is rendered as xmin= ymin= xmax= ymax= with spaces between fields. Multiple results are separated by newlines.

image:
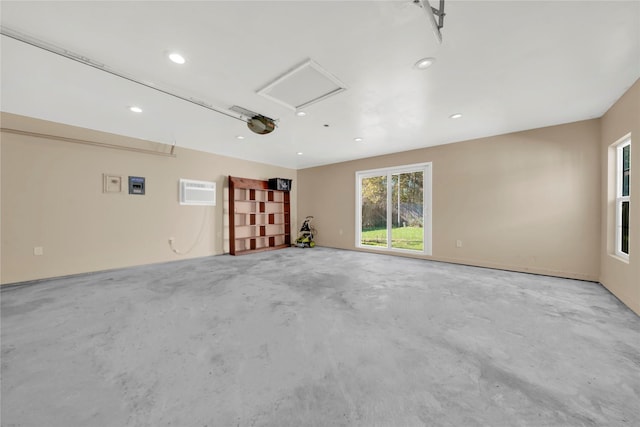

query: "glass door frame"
xmin=355 ymin=162 xmax=432 ymax=255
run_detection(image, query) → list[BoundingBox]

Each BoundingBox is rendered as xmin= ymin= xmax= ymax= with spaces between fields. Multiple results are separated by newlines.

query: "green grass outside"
xmin=361 ymin=226 xmax=424 ymax=251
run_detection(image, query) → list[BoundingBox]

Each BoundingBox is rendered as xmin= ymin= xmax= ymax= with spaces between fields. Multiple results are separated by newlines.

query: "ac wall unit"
xmin=179 ymin=179 xmax=216 ymax=206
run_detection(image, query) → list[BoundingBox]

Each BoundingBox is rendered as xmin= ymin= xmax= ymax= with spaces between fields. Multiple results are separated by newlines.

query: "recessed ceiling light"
xmin=449 ymin=113 xmax=463 ymax=119
xmin=354 ymin=137 xmax=363 ymax=142
xmin=297 ymin=152 xmax=303 ymax=156
xmin=168 ymin=52 xmax=186 ymax=64
xmin=129 ymin=106 xmax=142 ymax=113
xmin=414 ymin=57 xmax=436 ymax=70
xmin=236 ymin=135 xmax=245 ymax=140
xmin=296 ymin=111 xmax=306 ymax=117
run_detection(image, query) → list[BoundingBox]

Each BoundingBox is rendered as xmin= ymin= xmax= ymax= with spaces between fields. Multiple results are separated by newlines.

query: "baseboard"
xmin=427 ymin=255 xmax=599 ymax=282
xmin=341 ymin=246 xmax=599 ymax=283
xmin=0 ymin=254 xmax=224 ymax=288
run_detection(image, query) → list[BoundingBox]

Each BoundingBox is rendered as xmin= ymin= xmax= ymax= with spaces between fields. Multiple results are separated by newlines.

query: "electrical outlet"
xmin=456 ymin=240 xmax=462 ymax=248
xmin=34 ymin=246 xmax=44 ymax=256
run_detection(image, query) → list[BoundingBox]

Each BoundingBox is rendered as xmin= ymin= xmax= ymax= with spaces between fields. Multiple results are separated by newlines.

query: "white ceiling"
xmin=1 ymin=1 xmax=639 ymax=169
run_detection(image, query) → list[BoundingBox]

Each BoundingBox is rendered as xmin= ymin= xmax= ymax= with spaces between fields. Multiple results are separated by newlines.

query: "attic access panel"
xmin=257 ymin=59 xmax=347 ymax=111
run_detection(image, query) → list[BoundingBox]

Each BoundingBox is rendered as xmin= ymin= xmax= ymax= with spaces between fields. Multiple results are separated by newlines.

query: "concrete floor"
xmin=1 ymin=248 xmax=639 ymax=427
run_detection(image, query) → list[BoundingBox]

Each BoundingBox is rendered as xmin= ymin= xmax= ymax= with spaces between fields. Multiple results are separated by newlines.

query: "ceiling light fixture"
xmin=229 ymin=106 xmax=278 ymax=135
xmin=297 ymin=152 xmax=303 ymax=156
xmin=414 ymin=0 xmax=446 ymax=44
xmin=236 ymin=135 xmax=245 ymax=140
xmin=449 ymin=113 xmax=463 ymax=119
xmin=414 ymin=57 xmax=436 ymax=70
xmin=247 ymin=115 xmax=276 ymax=135
xmin=129 ymin=106 xmax=143 ymax=113
xmin=354 ymin=137 xmax=364 ymax=142
xmin=168 ymin=52 xmax=186 ymax=64
xmin=296 ymin=111 xmax=307 ymax=117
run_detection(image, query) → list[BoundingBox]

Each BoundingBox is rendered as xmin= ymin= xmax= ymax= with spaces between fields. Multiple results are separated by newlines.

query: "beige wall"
xmin=299 ymin=119 xmax=602 ymax=282
xmin=0 ymin=113 xmax=296 ymax=284
xmin=600 ymin=79 xmax=640 ymax=315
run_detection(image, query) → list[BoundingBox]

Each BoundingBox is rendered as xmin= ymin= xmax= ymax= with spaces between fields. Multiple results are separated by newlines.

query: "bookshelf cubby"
xmin=228 ymin=176 xmax=290 ymax=255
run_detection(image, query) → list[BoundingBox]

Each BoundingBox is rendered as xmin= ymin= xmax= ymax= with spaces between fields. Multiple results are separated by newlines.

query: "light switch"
xmin=103 ymin=174 xmax=123 ymax=193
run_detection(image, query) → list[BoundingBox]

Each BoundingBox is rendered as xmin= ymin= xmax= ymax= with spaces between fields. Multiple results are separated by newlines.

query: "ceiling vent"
xmin=257 ymin=59 xmax=347 ymax=111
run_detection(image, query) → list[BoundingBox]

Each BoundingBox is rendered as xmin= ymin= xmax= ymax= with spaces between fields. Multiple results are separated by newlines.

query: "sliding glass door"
xmin=391 ymin=171 xmax=424 ymax=250
xmin=357 ymin=163 xmax=431 ymax=254
xmin=360 ymin=175 xmax=388 ymax=247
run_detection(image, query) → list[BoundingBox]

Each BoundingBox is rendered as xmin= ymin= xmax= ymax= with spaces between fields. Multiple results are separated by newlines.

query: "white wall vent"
xmin=179 ymin=179 xmax=216 ymax=206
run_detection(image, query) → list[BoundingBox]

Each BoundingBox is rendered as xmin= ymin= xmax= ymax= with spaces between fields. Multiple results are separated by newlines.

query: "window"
xmin=615 ymin=137 xmax=631 ymax=259
xmin=356 ymin=163 xmax=432 ymax=254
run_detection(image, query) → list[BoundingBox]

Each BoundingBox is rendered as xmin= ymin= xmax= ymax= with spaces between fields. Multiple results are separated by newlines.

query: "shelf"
xmin=235 ymin=233 xmax=288 ymax=240
xmin=242 ymin=211 xmax=281 ymax=216
xmin=234 ymin=212 xmax=279 ymax=215
xmin=232 ymin=244 xmax=289 ymax=256
xmin=229 ymin=176 xmax=291 ymax=256
xmin=235 ymin=223 xmax=287 ymax=227
xmin=234 ymin=199 xmax=284 ymax=203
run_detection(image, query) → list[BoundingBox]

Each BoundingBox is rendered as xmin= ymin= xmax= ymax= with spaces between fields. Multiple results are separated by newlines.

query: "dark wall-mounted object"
xmin=128 ymin=176 xmax=145 ymax=195
xmin=268 ymin=178 xmax=292 ymax=192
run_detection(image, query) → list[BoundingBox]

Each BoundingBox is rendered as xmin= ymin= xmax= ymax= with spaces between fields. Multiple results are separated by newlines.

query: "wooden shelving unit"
xmin=228 ymin=176 xmax=290 ymax=255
